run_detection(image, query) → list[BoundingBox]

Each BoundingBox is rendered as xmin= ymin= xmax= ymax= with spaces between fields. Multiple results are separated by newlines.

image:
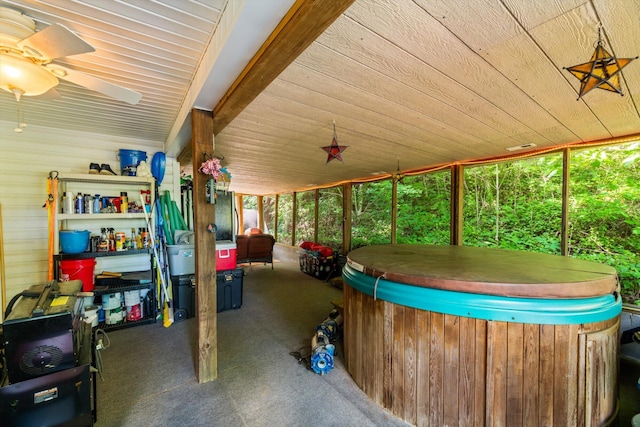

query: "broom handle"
xmin=140 ymin=195 xmax=172 ymax=308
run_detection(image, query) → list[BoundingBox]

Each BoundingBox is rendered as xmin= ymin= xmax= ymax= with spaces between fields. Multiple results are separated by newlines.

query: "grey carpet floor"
xmin=95 ymin=261 xmax=410 ymax=427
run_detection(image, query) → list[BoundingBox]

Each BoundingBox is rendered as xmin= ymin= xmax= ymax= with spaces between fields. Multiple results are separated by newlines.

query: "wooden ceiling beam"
xmin=178 ymin=0 xmax=354 ymax=163
xmin=212 ymin=0 xmax=355 ymax=135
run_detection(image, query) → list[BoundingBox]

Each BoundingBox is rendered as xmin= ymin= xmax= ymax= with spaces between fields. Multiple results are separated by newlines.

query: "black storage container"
xmin=216 ymin=268 xmax=243 ymax=312
xmin=171 ymin=274 xmax=196 ymax=321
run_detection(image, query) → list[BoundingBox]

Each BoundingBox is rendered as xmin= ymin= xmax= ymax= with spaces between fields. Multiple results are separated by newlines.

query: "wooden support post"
xmin=191 ymin=108 xmax=218 ymax=383
xmin=561 ymin=148 xmax=570 ymax=256
xmin=391 ymin=178 xmax=398 ymax=244
xmin=314 ymin=189 xmax=319 ymax=243
xmin=342 ymin=183 xmax=352 ymax=255
xmin=274 ymin=194 xmax=280 ymax=242
xmin=450 ymin=165 xmax=463 ymax=246
xmin=291 ymin=192 xmax=297 ymax=247
xmin=257 ymin=196 xmax=264 ymax=231
xmin=236 ymin=194 xmax=244 ymax=234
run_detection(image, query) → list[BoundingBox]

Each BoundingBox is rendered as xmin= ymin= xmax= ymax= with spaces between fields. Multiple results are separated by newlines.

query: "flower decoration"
xmin=198 ymin=156 xmax=222 ymax=179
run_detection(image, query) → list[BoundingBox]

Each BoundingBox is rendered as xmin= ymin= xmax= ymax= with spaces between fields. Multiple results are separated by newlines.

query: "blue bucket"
xmin=118 ymin=149 xmax=147 ymax=176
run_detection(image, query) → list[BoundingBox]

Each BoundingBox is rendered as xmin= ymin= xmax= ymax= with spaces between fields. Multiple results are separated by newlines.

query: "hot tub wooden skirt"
xmin=342 ymin=245 xmax=620 ymax=427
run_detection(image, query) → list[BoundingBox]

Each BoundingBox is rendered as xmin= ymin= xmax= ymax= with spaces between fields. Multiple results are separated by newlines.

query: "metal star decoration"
xmin=321 ymin=121 xmax=348 ymax=163
xmin=565 ymin=28 xmax=637 ymax=100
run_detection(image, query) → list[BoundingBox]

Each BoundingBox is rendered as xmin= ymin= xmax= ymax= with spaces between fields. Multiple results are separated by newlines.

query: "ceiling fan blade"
xmin=46 ymin=64 xmax=142 ymax=105
xmin=18 ymin=23 xmax=94 ymax=60
xmin=34 ymin=88 xmax=62 ymax=100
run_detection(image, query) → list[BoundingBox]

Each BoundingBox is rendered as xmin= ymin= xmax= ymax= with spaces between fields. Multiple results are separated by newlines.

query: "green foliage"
xmin=318 ymin=187 xmax=343 ymax=251
xmin=351 ymin=181 xmax=392 ymax=249
xmin=276 ymin=194 xmax=293 ymax=244
xmin=263 ymin=196 xmax=276 ymax=235
xmin=569 ymin=143 xmax=640 ymax=304
xmin=273 ymin=142 xmax=639 ymax=303
xmin=296 ymin=191 xmax=316 ymax=243
xmin=397 ymin=172 xmax=450 ymax=245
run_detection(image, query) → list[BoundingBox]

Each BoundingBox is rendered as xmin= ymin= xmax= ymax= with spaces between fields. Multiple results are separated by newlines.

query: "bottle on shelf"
xmin=93 ymin=194 xmax=101 ymax=213
xmin=120 ymin=192 xmax=128 ymax=213
xmin=63 ymin=192 xmax=74 ymax=214
xmin=109 ymin=228 xmax=115 ymax=252
xmin=84 ymin=194 xmax=93 ymax=214
xmin=99 ymin=228 xmax=109 ymax=252
xmin=76 ymin=193 xmax=84 ymax=214
xmin=116 ymin=231 xmax=126 ymax=251
xmin=136 ymin=228 xmax=143 ymax=249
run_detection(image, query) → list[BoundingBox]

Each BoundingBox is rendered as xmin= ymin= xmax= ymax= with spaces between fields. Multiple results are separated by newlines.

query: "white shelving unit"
xmin=53 ymin=173 xmax=157 ymax=330
xmin=53 ymin=174 xmax=155 ymax=254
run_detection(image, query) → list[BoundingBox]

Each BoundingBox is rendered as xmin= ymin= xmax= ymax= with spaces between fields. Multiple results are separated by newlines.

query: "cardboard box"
xmin=216 ymin=240 xmax=237 ymax=271
xmin=167 ymin=244 xmax=195 ymax=275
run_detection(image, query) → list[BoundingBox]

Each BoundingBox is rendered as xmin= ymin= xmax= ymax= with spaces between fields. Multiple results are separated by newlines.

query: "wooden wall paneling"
xmin=506 ymin=322 xmax=524 ymax=427
xmin=538 ymin=324 xmax=555 ymax=425
xmin=383 ymin=300 xmax=394 ymax=410
xmin=584 ymin=319 xmax=620 ymax=427
xmin=372 ymin=297 xmax=385 ymax=405
xmin=191 ymin=108 xmax=217 ymax=383
xmin=392 ymin=304 xmax=406 ymax=418
xmin=416 ymin=309 xmax=431 ymax=427
xmin=486 ymin=321 xmax=508 ymax=426
xmin=458 ymin=316 xmax=476 ymax=426
xmin=553 ymin=325 xmax=570 ymax=424
xmin=443 ymin=315 xmax=460 ymax=425
xmin=473 ymin=318 xmax=487 ymax=426
xmin=565 ymin=324 xmax=580 ymax=426
xmin=577 ymin=331 xmax=587 ymax=427
xmin=343 ymin=285 xmax=618 ymax=426
xmin=363 ymin=292 xmax=375 ymax=396
xmin=522 ymin=323 xmax=541 ymax=427
xmin=403 ymin=307 xmax=417 ymax=425
xmin=428 ymin=312 xmax=444 ymax=426
xmin=342 ymin=285 xmax=350 ymax=370
xmin=353 ymin=284 xmax=364 ymax=386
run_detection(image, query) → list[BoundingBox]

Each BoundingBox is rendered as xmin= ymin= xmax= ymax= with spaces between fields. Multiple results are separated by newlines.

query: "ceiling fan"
xmin=0 ymin=6 xmax=141 ymax=105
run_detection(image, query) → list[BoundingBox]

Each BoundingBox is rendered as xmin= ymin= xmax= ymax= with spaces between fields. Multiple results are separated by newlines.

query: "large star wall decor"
xmin=321 ymin=122 xmax=348 ymax=163
xmin=565 ymin=30 xmax=637 ymax=100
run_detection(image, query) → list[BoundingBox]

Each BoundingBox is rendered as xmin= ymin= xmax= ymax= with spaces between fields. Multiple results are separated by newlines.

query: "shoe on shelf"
xmin=89 ymin=163 xmax=101 ymax=174
xmin=100 ymin=164 xmax=118 ymax=175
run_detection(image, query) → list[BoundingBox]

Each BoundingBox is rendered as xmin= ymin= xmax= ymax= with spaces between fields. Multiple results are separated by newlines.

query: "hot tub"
xmin=342 ymin=244 xmax=620 ymax=427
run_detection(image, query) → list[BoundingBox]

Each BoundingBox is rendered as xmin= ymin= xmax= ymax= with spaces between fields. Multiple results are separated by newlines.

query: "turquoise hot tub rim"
xmin=342 ymin=264 xmax=621 ymax=325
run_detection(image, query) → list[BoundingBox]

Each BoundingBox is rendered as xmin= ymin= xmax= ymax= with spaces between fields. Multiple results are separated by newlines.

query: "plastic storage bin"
xmin=171 ymin=274 xmax=195 ymax=321
xmin=167 ymin=244 xmax=195 ymax=275
xmin=216 ymin=268 xmax=243 ymax=312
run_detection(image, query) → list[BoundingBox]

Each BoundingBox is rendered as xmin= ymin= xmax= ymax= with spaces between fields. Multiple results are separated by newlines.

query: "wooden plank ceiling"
xmin=1 ymin=0 xmax=639 ymax=196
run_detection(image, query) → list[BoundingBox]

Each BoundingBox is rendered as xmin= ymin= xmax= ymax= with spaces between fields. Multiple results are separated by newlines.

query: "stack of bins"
xmin=215 ymin=240 xmax=242 ymax=312
xmin=167 ymin=244 xmax=195 ymax=321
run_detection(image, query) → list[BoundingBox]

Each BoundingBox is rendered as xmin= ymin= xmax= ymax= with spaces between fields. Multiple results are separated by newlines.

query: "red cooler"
xmin=216 ymin=240 xmax=237 ymax=271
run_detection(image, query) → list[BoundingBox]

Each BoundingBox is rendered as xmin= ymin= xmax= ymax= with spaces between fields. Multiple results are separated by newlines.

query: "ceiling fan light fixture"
xmin=0 ymin=50 xmax=58 ymax=98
